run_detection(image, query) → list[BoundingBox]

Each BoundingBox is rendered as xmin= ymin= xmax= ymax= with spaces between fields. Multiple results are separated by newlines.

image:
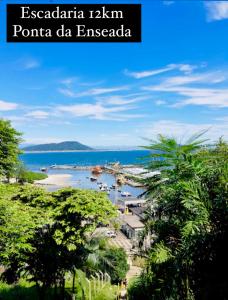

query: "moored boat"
xmin=121 ymin=191 xmax=132 ymax=197
xmin=90 ymin=176 xmax=97 ymax=181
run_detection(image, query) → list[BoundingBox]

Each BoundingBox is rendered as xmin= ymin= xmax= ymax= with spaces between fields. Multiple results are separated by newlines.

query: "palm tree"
xmin=129 ymin=134 xmax=228 ymax=300
xmin=85 ymin=235 xmax=114 ymax=274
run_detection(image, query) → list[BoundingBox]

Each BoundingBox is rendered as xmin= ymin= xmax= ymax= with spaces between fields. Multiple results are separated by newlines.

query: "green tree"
xmin=0 ymin=119 xmax=22 ymax=181
xmin=53 ymin=188 xmax=117 ymax=251
xmin=129 ymin=135 xmax=228 ymax=300
xmin=0 ymin=184 xmax=50 ymax=284
xmin=101 ymin=247 xmax=129 ymax=284
xmin=14 ymin=162 xmax=47 ymax=184
xmin=85 ymin=236 xmax=129 ymax=283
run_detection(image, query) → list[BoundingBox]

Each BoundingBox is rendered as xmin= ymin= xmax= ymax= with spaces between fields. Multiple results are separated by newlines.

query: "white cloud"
xmin=205 ymin=1 xmax=228 ymax=21
xmin=155 ymin=100 xmax=166 ymax=106
xmin=96 ymin=93 xmax=150 ymax=105
xmin=143 ymin=71 xmax=228 ymax=108
xmin=58 ymin=86 xmax=129 ymax=97
xmin=143 ymin=120 xmax=228 ymax=142
xmin=163 ymin=1 xmax=174 ymax=6
xmin=124 ymin=66 xmax=175 ymax=79
xmin=25 ymin=110 xmax=49 ymax=119
xmin=22 ymin=58 xmax=40 ymax=70
xmin=0 ymin=100 xmax=18 ymax=111
xmin=125 ymin=63 xmax=197 ymax=79
xmin=58 ymin=88 xmax=76 ymax=97
xmin=57 ymin=102 xmax=143 ymax=121
xmin=60 ymin=77 xmax=77 ymax=87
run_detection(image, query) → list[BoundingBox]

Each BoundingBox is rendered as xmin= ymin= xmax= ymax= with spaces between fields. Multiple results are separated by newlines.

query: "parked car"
xmin=106 ymin=230 xmax=117 ymax=238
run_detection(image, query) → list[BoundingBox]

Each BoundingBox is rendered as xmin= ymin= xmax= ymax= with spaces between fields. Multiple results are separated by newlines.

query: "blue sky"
xmin=0 ymin=0 xmax=228 ymax=147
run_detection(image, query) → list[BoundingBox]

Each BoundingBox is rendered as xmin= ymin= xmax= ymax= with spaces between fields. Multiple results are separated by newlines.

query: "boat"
xmin=121 ymin=191 xmax=132 ymax=197
xmin=90 ymin=177 xmax=97 ymax=182
xmin=40 ymin=167 xmax=47 ymax=172
xmin=91 ymin=166 xmax=103 ymax=174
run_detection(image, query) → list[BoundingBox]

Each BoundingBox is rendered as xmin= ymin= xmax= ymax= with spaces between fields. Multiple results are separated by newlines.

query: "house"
xmin=121 ymin=214 xmax=145 ymax=240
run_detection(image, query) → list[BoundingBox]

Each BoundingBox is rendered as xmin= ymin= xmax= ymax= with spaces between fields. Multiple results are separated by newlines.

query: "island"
xmin=22 ymin=141 xmax=93 ymax=152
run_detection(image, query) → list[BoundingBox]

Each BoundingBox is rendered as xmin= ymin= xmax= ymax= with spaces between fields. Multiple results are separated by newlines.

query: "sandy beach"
xmin=35 ymin=174 xmax=73 ymax=186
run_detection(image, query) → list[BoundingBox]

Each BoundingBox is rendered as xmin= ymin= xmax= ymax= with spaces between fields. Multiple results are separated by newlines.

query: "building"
xmin=121 ymin=214 xmax=145 ymax=240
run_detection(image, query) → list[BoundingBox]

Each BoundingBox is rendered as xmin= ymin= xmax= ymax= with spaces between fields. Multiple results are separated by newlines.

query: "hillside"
xmin=22 ymin=141 xmax=93 ymax=152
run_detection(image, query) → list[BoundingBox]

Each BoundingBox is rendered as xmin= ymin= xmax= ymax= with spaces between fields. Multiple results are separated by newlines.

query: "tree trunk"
xmin=72 ymin=269 xmax=76 ymax=293
xmin=60 ymin=277 xmax=65 ymax=300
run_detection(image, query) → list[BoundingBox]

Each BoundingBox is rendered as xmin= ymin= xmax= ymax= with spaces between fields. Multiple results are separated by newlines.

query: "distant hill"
xmin=22 ymin=141 xmax=93 ymax=152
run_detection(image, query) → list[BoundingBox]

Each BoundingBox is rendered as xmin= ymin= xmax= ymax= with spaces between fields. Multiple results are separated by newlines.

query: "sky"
xmin=0 ymin=0 xmax=228 ymax=147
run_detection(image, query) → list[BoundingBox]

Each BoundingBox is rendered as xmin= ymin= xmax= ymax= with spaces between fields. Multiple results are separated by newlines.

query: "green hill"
xmin=22 ymin=141 xmax=93 ymax=152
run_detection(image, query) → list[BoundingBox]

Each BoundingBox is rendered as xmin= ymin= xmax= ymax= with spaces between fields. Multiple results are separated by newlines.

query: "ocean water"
xmin=20 ymin=150 xmax=150 ymax=170
xmin=19 ymin=150 xmax=150 ymax=200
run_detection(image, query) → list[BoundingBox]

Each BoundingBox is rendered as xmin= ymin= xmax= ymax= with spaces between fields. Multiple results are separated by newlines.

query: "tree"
xmin=14 ymin=162 xmax=47 ymax=184
xmin=129 ymin=135 xmax=228 ymax=300
xmin=0 ymin=184 xmax=50 ymax=284
xmin=53 ymin=188 xmax=117 ymax=251
xmin=85 ymin=236 xmax=129 ymax=283
xmin=101 ymin=247 xmax=129 ymax=284
xmin=0 ymin=119 xmax=22 ymax=181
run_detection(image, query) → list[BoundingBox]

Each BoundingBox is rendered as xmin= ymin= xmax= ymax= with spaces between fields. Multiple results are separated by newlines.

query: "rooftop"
xmin=122 ymin=214 xmax=145 ymax=229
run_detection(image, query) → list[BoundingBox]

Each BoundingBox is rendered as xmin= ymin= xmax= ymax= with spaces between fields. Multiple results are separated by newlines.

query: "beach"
xmin=35 ymin=173 xmax=73 ymax=186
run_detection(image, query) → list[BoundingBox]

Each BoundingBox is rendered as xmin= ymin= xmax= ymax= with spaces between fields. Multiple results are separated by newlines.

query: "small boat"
xmin=121 ymin=191 xmax=132 ymax=197
xmin=90 ymin=177 xmax=97 ymax=182
xmin=91 ymin=166 xmax=103 ymax=174
xmin=40 ymin=167 xmax=47 ymax=172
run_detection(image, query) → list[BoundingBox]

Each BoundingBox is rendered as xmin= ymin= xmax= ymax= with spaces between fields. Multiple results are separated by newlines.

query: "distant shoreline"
xmin=22 ymin=149 xmax=143 ymax=154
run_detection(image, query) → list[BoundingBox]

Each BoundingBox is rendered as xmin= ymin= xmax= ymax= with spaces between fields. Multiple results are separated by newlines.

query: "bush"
xmin=18 ymin=171 xmax=47 ymax=184
xmin=100 ymin=247 xmax=129 ymax=284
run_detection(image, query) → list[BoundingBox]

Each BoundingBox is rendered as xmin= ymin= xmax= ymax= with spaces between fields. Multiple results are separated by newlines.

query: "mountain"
xmin=22 ymin=141 xmax=93 ymax=152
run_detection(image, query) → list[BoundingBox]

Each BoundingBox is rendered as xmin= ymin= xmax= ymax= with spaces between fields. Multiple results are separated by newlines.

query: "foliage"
xmin=11 ymin=185 xmax=54 ymax=208
xmin=100 ymin=247 xmax=129 ymax=284
xmin=65 ymin=269 xmax=118 ymax=300
xmin=0 ymin=185 xmax=50 ymax=265
xmin=0 ymin=119 xmax=22 ymax=180
xmin=0 ymin=184 xmax=117 ymax=299
xmin=85 ymin=236 xmax=129 ymax=283
xmin=53 ymin=188 xmax=117 ymax=250
xmin=0 ymin=122 xmax=120 ymax=299
xmin=0 ymin=279 xmax=39 ymax=300
xmin=14 ymin=162 xmax=47 ymax=183
xmin=131 ymin=135 xmax=228 ymax=300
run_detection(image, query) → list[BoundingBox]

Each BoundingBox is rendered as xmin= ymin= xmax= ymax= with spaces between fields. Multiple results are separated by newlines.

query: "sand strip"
xmin=35 ymin=174 xmax=73 ymax=186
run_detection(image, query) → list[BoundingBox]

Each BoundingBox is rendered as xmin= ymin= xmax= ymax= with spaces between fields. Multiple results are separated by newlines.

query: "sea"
xmin=20 ymin=150 xmax=150 ymax=170
xmin=20 ymin=150 xmax=150 ymax=201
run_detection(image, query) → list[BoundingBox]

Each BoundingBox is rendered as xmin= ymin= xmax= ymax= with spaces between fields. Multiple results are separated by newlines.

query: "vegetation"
xmin=128 ymin=134 xmax=228 ymax=300
xmin=85 ymin=235 xmax=129 ymax=284
xmin=0 ymin=119 xmax=22 ymax=181
xmin=0 ymin=121 xmax=126 ymax=300
xmin=2 ymin=120 xmax=227 ymax=300
xmin=0 ymin=185 xmax=117 ymax=299
xmin=15 ymin=162 xmax=48 ymax=183
xmin=22 ymin=141 xmax=93 ymax=151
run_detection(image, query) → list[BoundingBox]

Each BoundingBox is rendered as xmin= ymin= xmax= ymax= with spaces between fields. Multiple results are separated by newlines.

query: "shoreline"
xmin=34 ymin=174 xmax=73 ymax=187
xmin=21 ymin=149 xmax=144 ymax=154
